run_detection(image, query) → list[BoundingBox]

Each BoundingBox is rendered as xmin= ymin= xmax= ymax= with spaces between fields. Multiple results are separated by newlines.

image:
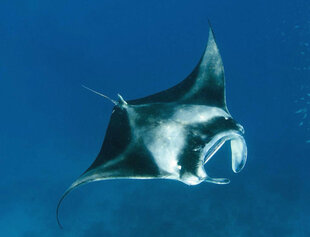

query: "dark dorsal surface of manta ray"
xmin=56 ymin=26 xmax=247 ymax=228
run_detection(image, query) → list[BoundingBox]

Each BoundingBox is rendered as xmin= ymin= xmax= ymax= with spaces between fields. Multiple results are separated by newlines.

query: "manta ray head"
xmin=205 ymin=122 xmax=246 ymax=172
xmin=174 ymin=106 xmax=247 ymax=186
xmin=200 ymin=116 xmax=246 ymax=185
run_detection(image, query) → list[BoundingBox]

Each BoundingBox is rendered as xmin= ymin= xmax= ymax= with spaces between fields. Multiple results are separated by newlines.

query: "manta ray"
xmin=56 ymin=26 xmax=247 ymax=228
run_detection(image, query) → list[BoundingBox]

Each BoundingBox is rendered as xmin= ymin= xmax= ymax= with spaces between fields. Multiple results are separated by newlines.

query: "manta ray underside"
xmin=57 ymin=26 xmax=247 ymax=227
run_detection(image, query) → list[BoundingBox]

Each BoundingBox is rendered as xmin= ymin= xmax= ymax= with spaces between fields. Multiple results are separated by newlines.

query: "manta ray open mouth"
xmin=202 ymin=131 xmax=247 ymax=184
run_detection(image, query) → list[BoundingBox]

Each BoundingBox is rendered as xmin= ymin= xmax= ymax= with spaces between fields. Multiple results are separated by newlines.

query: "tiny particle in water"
xmin=295 ymin=108 xmax=307 ymax=114
xmin=306 ymin=140 xmax=310 ymax=143
xmin=299 ymin=121 xmax=304 ymax=126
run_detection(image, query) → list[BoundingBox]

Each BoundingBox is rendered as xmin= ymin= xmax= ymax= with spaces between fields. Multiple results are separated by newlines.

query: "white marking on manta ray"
xmin=144 ymin=122 xmax=185 ymax=175
xmin=172 ymin=105 xmax=229 ymax=124
xmin=125 ymin=106 xmax=184 ymax=176
xmin=126 ymin=105 xmax=230 ymax=177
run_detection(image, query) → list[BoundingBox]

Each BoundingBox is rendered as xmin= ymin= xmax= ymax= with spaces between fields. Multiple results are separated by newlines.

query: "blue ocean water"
xmin=0 ymin=0 xmax=309 ymax=236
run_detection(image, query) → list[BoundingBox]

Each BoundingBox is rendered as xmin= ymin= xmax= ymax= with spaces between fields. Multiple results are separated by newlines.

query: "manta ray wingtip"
xmin=56 ymin=189 xmax=70 ymax=229
xmin=207 ymin=19 xmax=215 ymax=36
xmin=207 ymin=19 xmax=213 ymax=28
xmin=56 ymin=178 xmax=90 ymax=229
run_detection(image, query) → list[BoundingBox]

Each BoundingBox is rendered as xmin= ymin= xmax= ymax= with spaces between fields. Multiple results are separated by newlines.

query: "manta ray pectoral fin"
xmin=127 ymin=24 xmax=227 ymax=110
xmin=56 ymin=174 xmax=94 ymax=229
xmin=56 ymin=168 xmax=129 ymax=228
xmin=56 ymin=143 xmax=163 ymax=228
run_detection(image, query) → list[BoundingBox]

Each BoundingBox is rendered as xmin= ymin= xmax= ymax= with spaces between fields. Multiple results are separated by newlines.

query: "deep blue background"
xmin=1 ymin=0 xmax=309 ymax=236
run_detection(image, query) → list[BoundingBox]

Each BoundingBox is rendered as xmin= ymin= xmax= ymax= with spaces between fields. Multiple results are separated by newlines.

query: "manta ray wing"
xmin=56 ymin=106 xmax=165 ymax=227
xmin=129 ymin=27 xmax=227 ymax=111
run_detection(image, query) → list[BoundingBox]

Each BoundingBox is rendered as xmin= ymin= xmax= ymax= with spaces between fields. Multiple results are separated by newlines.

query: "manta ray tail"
xmin=81 ymin=84 xmax=117 ymax=105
